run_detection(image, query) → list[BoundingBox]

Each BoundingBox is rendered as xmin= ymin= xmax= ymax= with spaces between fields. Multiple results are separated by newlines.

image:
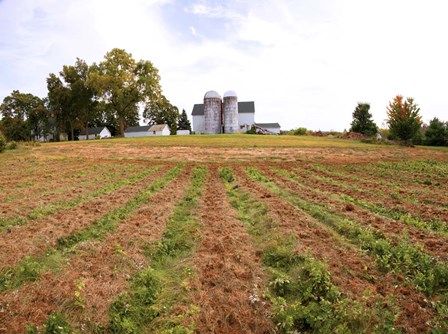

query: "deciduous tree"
xmin=143 ymin=96 xmax=179 ymax=135
xmin=350 ymin=103 xmax=378 ymax=136
xmin=387 ymin=95 xmax=422 ymax=145
xmin=89 ymin=48 xmax=163 ymax=136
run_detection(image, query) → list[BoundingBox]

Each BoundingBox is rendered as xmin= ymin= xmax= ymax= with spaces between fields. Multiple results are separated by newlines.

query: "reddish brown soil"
xmin=292 ymin=165 xmax=448 ymax=224
xmin=0 ymin=166 xmax=192 ymax=333
xmin=0 ymin=162 xmax=144 ymax=222
xmin=189 ymin=167 xmax=273 ymax=334
xmin=260 ymin=167 xmax=448 ymax=263
xmin=0 ymin=165 xmax=171 ymax=272
xmin=233 ymin=167 xmax=435 ymax=333
xmin=317 ymin=163 xmax=448 ymax=207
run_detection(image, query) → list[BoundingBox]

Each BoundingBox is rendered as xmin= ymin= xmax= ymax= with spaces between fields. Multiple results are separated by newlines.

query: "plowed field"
xmin=1 ymin=136 xmax=447 ymax=333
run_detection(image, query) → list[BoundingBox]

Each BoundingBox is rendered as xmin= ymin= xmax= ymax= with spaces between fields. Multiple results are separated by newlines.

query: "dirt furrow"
xmin=0 ymin=165 xmax=171 ymax=272
xmin=261 ymin=167 xmax=448 ymax=263
xmin=190 ymin=167 xmax=273 ymax=333
xmin=233 ymin=167 xmax=435 ymax=333
xmin=301 ymin=164 xmax=448 ymax=216
xmin=0 ymin=166 xmax=192 ymax=333
xmin=292 ymin=165 xmax=448 ymax=224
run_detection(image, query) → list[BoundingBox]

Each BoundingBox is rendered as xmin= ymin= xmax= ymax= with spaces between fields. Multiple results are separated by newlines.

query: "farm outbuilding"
xmin=176 ymin=130 xmax=190 ymax=135
xmin=255 ymin=123 xmax=281 ymax=134
xmin=148 ymin=124 xmax=170 ymax=136
xmin=124 ymin=125 xmax=151 ymax=138
xmin=79 ymin=127 xmax=111 ymax=140
xmin=124 ymin=124 xmax=170 ymax=137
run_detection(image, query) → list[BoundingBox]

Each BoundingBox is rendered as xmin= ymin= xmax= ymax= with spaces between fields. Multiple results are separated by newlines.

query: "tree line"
xmin=0 ymin=48 xmax=191 ymax=142
xmin=350 ymin=95 xmax=447 ymax=146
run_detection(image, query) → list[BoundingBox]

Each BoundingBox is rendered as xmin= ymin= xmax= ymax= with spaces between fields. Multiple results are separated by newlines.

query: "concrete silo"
xmin=204 ymin=90 xmax=222 ymax=134
xmin=223 ymin=90 xmax=239 ymax=134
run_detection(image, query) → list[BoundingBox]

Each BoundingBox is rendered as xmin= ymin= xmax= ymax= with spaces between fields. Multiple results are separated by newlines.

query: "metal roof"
xmin=79 ymin=127 xmax=108 ymax=135
xmin=255 ymin=123 xmax=281 ymax=128
xmin=124 ymin=125 xmax=150 ymax=133
xmin=191 ymin=101 xmax=255 ymax=116
xmin=148 ymin=124 xmax=169 ymax=132
xmin=204 ymin=90 xmax=221 ymax=99
xmin=223 ymin=90 xmax=237 ymax=98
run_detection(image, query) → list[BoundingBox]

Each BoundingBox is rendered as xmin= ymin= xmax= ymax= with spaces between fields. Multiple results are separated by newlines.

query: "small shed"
xmin=124 ymin=125 xmax=151 ymax=138
xmin=79 ymin=127 xmax=111 ymax=140
xmin=176 ymin=129 xmax=190 ymax=135
xmin=148 ymin=124 xmax=170 ymax=136
xmin=254 ymin=123 xmax=281 ymax=134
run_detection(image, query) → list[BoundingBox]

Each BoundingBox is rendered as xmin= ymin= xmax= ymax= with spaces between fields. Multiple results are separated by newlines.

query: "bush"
xmin=7 ymin=141 xmax=17 ymax=150
xmin=289 ymin=127 xmax=308 ymax=136
xmin=0 ymin=134 xmax=6 ymax=152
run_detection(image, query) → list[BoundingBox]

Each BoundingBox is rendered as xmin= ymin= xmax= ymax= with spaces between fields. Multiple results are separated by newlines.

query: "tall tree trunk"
xmin=70 ymin=121 xmax=74 ymax=141
xmin=86 ymin=123 xmax=89 ymax=140
xmin=119 ymin=117 xmax=125 ymax=137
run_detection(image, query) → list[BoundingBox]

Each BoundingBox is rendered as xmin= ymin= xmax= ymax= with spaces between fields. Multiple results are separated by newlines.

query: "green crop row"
xmin=106 ymin=166 xmax=207 ymax=333
xmin=0 ymin=165 xmax=182 ymax=292
xmin=246 ymin=167 xmax=448 ymax=329
xmin=219 ymin=167 xmax=394 ymax=333
xmin=283 ymin=167 xmax=448 ymax=237
xmin=0 ymin=165 xmax=158 ymax=231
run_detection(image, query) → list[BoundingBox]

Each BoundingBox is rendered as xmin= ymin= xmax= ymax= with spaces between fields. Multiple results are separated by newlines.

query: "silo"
xmin=223 ymin=90 xmax=239 ymax=134
xmin=204 ymin=90 xmax=222 ymax=134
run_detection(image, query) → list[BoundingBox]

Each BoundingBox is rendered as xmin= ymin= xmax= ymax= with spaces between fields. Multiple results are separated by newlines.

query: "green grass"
xmin=38 ymin=134 xmax=381 ymax=149
xmin=106 ymin=166 xmax=207 ymax=333
xmin=0 ymin=165 xmax=183 ymax=292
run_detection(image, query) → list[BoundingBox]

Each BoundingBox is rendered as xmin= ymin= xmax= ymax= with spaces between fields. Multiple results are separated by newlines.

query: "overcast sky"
xmin=1 ymin=0 xmax=447 ymax=131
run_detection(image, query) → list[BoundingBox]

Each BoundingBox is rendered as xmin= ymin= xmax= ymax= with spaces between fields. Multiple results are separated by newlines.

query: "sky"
xmin=1 ymin=0 xmax=447 ymax=131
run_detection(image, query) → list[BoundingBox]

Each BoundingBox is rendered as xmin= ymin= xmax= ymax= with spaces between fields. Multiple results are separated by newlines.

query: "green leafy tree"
xmin=0 ymin=90 xmax=45 ymax=141
xmin=350 ymin=103 xmax=378 ymax=136
xmin=89 ymin=48 xmax=163 ymax=136
xmin=424 ymin=117 xmax=447 ymax=146
xmin=143 ymin=96 xmax=179 ymax=135
xmin=47 ymin=73 xmax=74 ymax=140
xmin=177 ymin=109 xmax=191 ymax=131
xmin=60 ymin=58 xmax=98 ymax=139
xmin=387 ymin=95 xmax=422 ymax=144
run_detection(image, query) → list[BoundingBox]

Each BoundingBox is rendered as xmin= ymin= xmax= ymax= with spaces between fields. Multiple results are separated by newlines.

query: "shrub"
xmin=0 ymin=134 xmax=6 ymax=152
xmin=289 ymin=127 xmax=308 ymax=136
xmin=7 ymin=141 xmax=17 ymax=150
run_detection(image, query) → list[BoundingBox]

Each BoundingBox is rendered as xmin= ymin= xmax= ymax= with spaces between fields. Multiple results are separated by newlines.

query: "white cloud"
xmin=1 ymin=0 xmax=447 ymax=130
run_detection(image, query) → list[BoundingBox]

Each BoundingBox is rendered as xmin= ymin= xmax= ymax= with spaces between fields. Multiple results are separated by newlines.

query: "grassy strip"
xmin=289 ymin=167 xmax=448 ymax=237
xmin=0 ymin=165 xmax=158 ymax=230
xmin=247 ymin=167 xmax=448 ymax=295
xmin=105 ymin=166 xmax=207 ymax=333
xmin=219 ymin=168 xmax=391 ymax=333
xmin=0 ymin=165 xmax=182 ymax=292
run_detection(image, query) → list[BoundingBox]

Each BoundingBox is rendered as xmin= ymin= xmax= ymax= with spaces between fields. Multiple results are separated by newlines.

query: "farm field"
xmin=0 ymin=135 xmax=447 ymax=333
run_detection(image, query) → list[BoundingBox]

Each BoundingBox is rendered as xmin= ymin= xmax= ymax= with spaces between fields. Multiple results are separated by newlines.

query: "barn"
xmin=124 ymin=124 xmax=170 ymax=138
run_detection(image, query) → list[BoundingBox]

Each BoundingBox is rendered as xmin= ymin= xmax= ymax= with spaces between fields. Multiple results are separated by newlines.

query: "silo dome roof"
xmin=223 ymin=90 xmax=237 ymax=98
xmin=204 ymin=90 xmax=221 ymax=99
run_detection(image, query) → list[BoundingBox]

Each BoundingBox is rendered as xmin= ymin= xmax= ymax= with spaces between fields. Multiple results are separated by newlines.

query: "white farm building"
xmin=79 ymin=126 xmax=111 ymax=140
xmin=124 ymin=124 xmax=170 ymax=138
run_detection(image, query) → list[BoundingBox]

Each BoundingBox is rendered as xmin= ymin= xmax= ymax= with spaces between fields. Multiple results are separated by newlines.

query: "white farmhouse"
xmin=79 ymin=127 xmax=111 ymax=140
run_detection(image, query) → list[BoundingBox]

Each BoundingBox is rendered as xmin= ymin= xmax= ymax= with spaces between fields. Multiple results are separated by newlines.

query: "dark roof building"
xmin=79 ymin=127 xmax=107 ymax=136
xmin=191 ymin=101 xmax=255 ymax=116
xmin=124 ymin=126 xmax=150 ymax=133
